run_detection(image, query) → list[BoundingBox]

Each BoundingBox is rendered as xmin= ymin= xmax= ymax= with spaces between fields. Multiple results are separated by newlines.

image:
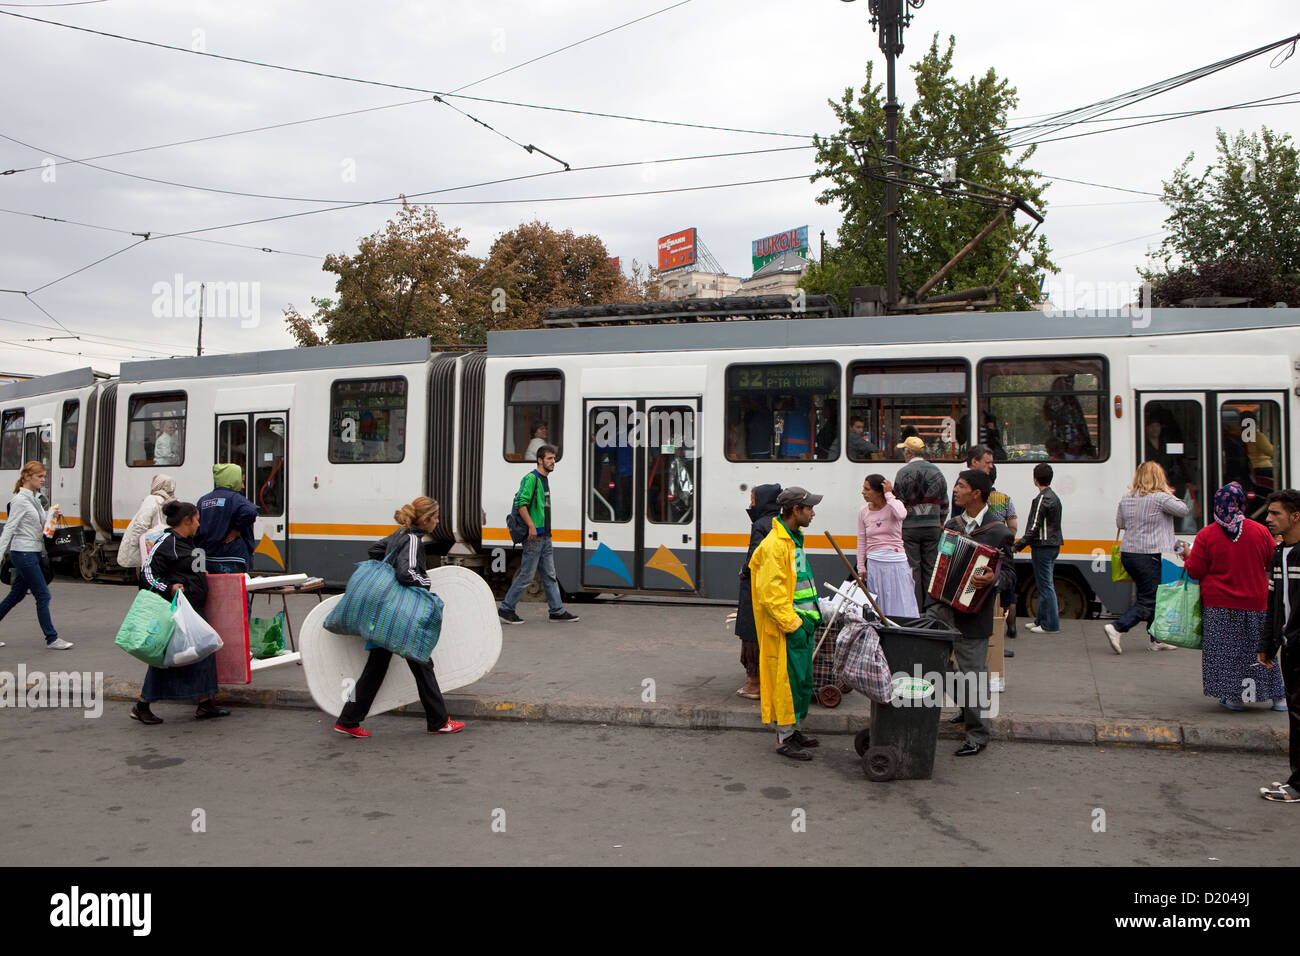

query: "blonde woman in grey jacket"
xmin=0 ymin=461 xmax=70 ymax=649
xmin=117 ymin=475 xmax=177 ymax=569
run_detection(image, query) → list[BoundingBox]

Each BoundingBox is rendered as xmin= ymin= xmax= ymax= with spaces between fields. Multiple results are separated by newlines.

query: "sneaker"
xmin=548 ymin=611 xmax=580 ymax=623
xmin=1104 ymin=624 xmax=1122 ymax=655
xmin=1149 ymin=641 xmax=1177 ymax=651
xmin=333 ymin=724 xmax=371 ymax=738
xmin=430 ymin=719 xmax=465 ymax=734
xmin=1026 ymin=624 xmax=1045 ymax=634
xmin=498 ymin=608 xmax=524 ymax=625
xmin=1273 ymin=700 xmax=1289 ymax=712
xmin=1218 ymin=698 xmax=1245 ymax=712
xmin=46 ymin=638 xmax=73 ymax=650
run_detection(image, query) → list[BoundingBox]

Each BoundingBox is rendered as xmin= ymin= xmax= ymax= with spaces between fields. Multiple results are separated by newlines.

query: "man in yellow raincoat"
xmin=749 ymin=486 xmax=823 ymax=761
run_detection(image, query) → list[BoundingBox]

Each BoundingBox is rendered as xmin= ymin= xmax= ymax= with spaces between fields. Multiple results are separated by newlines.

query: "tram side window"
xmin=504 ymin=371 xmax=563 ymax=462
xmin=2 ymin=409 xmax=24 ymax=469
xmin=60 ymin=400 xmax=79 ymax=469
xmin=1143 ymin=400 xmax=1204 ymax=533
xmin=126 ymin=393 xmax=186 ymax=467
xmin=329 ymin=377 xmax=407 ymax=463
xmin=725 ymin=362 xmax=840 ymax=462
xmin=980 ymin=357 xmax=1108 ymax=461
xmin=847 ymin=361 xmax=969 ymax=462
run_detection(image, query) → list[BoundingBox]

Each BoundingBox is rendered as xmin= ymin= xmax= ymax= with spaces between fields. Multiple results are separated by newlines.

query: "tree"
xmin=1142 ymin=126 xmax=1300 ymax=304
xmin=801 ymin=34 xmax=1055 ymax=312
xmin=285 ymin=202 xmax=487 ymax=348
xmin=478 ymin=220 xmax=642 ymax=330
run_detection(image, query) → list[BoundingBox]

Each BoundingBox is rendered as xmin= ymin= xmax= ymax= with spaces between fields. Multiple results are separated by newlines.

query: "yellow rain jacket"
xmin=749 ymin=518 xmax=817 ymax=726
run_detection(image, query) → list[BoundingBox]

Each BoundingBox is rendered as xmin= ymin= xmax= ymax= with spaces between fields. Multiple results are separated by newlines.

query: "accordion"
xmin=928 ymin=529 xmax=999 ymax=614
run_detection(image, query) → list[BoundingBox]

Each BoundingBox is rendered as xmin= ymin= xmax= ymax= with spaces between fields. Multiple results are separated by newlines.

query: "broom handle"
xmin=823 ymin=531 xmax=897 ymax=629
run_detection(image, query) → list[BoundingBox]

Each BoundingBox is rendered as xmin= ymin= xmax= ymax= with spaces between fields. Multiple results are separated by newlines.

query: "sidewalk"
xmin=2 ymin=578 xmax=1288 ymax=754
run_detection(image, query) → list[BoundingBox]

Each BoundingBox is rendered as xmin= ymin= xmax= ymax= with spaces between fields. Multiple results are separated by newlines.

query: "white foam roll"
xmin=300 ymin=565 xmax=503 ymax=719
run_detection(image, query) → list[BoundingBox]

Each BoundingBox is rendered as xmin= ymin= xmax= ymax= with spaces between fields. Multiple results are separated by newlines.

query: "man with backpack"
xmin=499 ymin=445 xmax=580 ymax=625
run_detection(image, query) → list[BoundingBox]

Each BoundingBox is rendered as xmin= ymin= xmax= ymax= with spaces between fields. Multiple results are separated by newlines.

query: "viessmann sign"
xmin=751 ymin=225 xmax=809 ymax=272
xmin=657 ymin=228 xmax=697 ymax=271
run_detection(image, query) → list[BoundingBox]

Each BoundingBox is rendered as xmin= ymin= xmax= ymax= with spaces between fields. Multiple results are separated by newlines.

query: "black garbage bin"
xmin=852 ymin=616 xmax=957 ymax=781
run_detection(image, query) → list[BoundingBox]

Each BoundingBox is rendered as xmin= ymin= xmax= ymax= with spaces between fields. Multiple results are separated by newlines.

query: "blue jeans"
xmin=0 ymin=550 xmax=58 ymax=640
xmin=1030 ymin=546 xmax=1060 ymax=631
xmin=1115 ymin=552 xmax=1162 ymax=635
xmin=500 ymin=536 xmax=565 ymax=615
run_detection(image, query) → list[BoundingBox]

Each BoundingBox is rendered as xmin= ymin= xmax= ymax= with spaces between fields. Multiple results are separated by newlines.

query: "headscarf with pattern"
xmin=1213 ymin=482 xmax=1246 ymax=542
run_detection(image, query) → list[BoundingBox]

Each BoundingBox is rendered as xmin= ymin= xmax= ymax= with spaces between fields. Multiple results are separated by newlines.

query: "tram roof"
xmin=117 ymin=337 xmax=433 ymax=383
xmin=487 ymin=307 xmax=1300 ymax=358
xmin=0 ymin=366 xmax=101 ymax=402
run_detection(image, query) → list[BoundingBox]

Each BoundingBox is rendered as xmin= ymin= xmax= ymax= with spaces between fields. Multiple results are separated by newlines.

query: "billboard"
xmin=751 ymin=225 xmax=809 ymax=272
xmin=657 ymin=228 xmax=697 ymax=271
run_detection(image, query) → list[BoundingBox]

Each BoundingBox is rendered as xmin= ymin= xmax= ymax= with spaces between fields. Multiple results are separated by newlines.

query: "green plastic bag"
xmin=249 ymin=611 xmax=286 ymax=660
xmin=115 ymin=591 xmax=177 ymax=667
xmin=1150 ymin=575 xmax=1202 ymax=649
xmin=1111 ymin=542 xmax=1130 ymax=582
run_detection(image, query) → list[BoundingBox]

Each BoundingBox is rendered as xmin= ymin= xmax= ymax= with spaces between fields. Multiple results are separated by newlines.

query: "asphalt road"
xmin=2 ymin=704 xmax=1294 ymax=867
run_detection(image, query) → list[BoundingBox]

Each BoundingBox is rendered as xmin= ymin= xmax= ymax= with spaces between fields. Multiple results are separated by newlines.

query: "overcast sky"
xmin=1 ymin=0 xmax=1297 ymax=376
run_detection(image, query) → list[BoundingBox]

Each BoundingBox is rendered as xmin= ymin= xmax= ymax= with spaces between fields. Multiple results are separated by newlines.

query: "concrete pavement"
xmin=0 ymin=576 xmax=1289 ymax=754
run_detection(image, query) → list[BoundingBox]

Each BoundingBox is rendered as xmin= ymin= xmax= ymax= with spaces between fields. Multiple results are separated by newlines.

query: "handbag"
xmin=323 ymin=537 xmax=444 ymax=662
xmin=1150 ymin=573 xmax=1203 ymax=649
xmin=0 ymin=551 xmax=54 ymax=586
xmin=1111 ymin=537 xmax=1130 ymax=583
xmin=165 ymin=590 xmax=225 ymax=667
xmin=46 ymin=514 xmax=84 ymax=558
xmin=115 ymin=590 xmax=178 ymax=667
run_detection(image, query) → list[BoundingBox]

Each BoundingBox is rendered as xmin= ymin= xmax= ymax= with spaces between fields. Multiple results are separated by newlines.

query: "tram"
xmin=2 ymin=306 xmax=1296 ymax=618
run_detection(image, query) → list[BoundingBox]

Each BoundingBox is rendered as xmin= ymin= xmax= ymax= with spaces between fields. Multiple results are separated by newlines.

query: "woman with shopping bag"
xmin=116 ymin=475 xmax=176 ymax=569
xmin=130 ymin=501 xmax=230 ymax=725
xmin=1184 ymin=482 xmax=1286 ymax=711
xmin=1104 ymin=461 xmax=1190 ymax=654
xmin=332 ymin=497 xmax=464 ymax=738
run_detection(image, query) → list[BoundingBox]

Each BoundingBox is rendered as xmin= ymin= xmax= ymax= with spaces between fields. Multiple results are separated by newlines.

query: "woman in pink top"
xmin=857 ymin=474 xmax=918 ymax=618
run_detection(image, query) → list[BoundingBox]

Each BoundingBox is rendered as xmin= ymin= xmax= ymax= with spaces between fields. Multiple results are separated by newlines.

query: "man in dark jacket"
xmin=193 ymin=463 xmax=258 ymax=572
xmin=1016 ymin=463 xmax=1064 ymax=633
xmin=1260 ymin=490 xmax=1300 ymax=802
xmin=893 ymin=436 xmax=947 ymax=611
xmin=734 ymin=483 xmax=781 ymax=699
xmin=943 ymin=469 xmax=1016 ymax=757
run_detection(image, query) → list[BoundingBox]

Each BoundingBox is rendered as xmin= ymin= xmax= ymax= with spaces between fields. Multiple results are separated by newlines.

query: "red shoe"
xmin=430 ymin=719 xmax=465 ymax=734
xmin=333 ymin=724 xmax=371 ymax=738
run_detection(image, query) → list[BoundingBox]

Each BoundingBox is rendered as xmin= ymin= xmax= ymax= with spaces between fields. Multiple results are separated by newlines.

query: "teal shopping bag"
xmin=1150 ymin=574 xmax=1202 ymax=649
xmin=115 ymin=591 xmax=177 ymax=667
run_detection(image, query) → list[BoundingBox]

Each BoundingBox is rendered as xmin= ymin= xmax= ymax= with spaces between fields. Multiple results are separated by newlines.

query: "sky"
xmin=1 ymin=0 xmax=1297 ymax=376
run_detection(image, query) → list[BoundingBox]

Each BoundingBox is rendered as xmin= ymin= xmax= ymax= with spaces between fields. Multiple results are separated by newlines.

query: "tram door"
xmin=1138 ymin=391 xmax=1287 ymax=530
xmin=581 ymin=398 xmax=701 ymax=593
xmin=215 ymin=411 xmax=290 ymax=571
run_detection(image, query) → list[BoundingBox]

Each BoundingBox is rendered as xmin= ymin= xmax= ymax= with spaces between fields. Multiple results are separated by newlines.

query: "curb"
xmin=101 ymin=677 xmax=1288 ymax=754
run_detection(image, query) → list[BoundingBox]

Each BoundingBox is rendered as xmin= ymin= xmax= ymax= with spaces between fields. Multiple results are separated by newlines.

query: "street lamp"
xmin=841 ymin=0 xmax=924 ymax=310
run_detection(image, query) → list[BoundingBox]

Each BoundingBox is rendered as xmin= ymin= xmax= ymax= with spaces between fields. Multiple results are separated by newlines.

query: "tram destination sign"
xmin=729 ymin=363 xmax=834 ymax=393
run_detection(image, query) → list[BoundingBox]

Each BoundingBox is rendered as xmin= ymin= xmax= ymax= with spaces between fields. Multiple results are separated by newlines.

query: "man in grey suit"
xmin=942 ymin=469 xmax=1016 ymax=757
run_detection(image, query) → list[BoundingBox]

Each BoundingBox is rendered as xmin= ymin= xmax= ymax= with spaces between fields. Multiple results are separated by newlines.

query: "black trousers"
xmin=902 ymin=524 xmax=942 ymax=611
xmin=1283 ymin=648 xmax=1300 ymax=788
xmin=337 ymin=647 xmax=449 ymax=731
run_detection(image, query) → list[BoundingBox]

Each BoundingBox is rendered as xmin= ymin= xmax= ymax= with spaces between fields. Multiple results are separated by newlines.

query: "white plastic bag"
xmin=164 ymin=590 xmax=224 ymax=667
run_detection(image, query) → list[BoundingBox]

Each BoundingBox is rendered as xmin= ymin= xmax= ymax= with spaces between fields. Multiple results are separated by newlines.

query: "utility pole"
xmin=842 ymin=0 xmax=924 ymax=310
xmin=197 ymin=281 xmax=205 ymax=356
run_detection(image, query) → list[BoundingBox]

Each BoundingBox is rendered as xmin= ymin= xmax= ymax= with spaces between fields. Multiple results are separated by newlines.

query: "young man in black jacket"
xmin=1016 ymin=463 xmax=1064 ymax=633
xmin=943 ymin=470 xmax=1016 ymax=757
xmin=1260 ymin=490 xmax=1300 ymax=803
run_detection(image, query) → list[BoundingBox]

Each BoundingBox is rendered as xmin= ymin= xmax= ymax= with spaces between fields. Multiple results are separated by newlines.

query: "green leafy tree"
xmin=802 ymin=34 xmax=1054 ymax=312
xmin=284 ymin=202 xmax=486 ymax=347
xmin=1143 ymin=126 xmax=1300 ymax=304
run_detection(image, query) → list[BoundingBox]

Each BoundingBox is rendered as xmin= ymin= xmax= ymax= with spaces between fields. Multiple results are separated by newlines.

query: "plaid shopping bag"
xmin=324 ymin=551 xmax=444 ymax=662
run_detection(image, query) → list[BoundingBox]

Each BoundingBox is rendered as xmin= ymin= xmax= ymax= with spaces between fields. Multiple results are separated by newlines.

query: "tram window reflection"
xmin=126 ymin=392 xmax=187 ymax=467
xmin=328 ymin=377 xmax=407 ymax=463
xmin=59 ymin=399 xmax=79 ymax=469
xmin=1222 ymin=400 xmax=1283 ymax=517
xmin=2 ymin=408 xmax=24 ymax=469
xmin=505 ymin=371 xmax=563 ymax=462
xmin=980 ymin=357 xmax=1108 ymax=461
xmin=589 ymin=405 xmax=632 ymax=523
xmin=847 ymin=361 xmax=968 ymax=462
xmin=1143 ymin=400 xmax=1203 ymax=532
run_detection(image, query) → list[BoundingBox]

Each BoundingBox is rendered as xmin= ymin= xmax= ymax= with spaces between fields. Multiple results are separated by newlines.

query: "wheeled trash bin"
xmin=852 ymin=616 xmax=957 ymax=781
